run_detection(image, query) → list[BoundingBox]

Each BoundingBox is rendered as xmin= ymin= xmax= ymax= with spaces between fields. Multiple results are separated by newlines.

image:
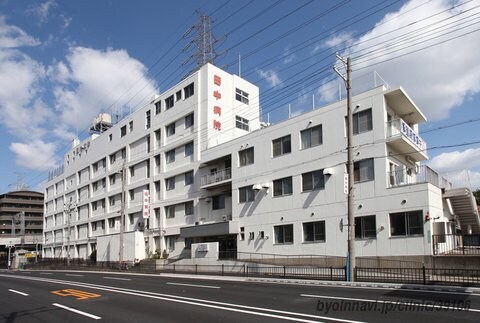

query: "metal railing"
xmin=200 ymin=168 xmax=232 ymax=186
xmin=386 ymin=118 xmax=426 ymax=152
xmin=356 ymin=266 xmax=480 ymax=287
xmin=387 ymin=165 xmax=451 ymax=189
xmin=433 ymin=234 xmax=480 ymax=255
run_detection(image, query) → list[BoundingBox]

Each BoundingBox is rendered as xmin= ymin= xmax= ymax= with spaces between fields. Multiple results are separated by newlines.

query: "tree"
xmin=473 ymin=189 xmax=480 ymax=206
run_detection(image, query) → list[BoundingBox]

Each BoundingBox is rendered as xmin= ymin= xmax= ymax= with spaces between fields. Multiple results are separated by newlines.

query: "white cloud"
xmin=283 ymin=47 xmax=295 ymax=64
xmin=332 ymin=0 xmax=480 ymax=121
xmin=428 ymin=148 xmax=480 ymax=189
xmin=26 ymin=0 xmax=56 ymax=25
xmin=428 ymin=148 xmax=480 ymax=174
xmin=324 ymin=32 xmax=354 ymax=49
xmin=10 ymin=140 xmax=59 ymax=171
xmin=0 ymin=16 xmax=40 ymax=48
xmin=257 ymin=69 xmax=282 ymax=88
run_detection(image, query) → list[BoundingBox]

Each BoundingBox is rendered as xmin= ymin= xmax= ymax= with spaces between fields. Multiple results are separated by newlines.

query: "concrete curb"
xmin=159 ymin=273 xmax=480 ymax=294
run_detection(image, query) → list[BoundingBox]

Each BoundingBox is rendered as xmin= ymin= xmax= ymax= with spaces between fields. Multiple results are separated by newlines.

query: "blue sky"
xmin=0 ymin=0 xmax=479 ymax=193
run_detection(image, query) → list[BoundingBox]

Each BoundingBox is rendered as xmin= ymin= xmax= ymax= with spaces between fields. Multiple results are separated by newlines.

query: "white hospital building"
xmin=43 ymin=63 xmax=479 ymax=263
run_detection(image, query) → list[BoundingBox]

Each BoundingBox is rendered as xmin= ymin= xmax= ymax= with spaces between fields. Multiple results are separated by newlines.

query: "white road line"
xmin=166 ymin=282 xmax=220 ymax=289
xmin=300 ymin=294 xmax=480 ymax=313
xmin=66 ymin=274 xmax=84 ymax=277
xmin=8 ymin=289 xmax=29 ymax=296
xmin=1 ymin=274 xmax=364 ymax=323
xmin=39 ymin=272 xmax=52 ymax=275
xmin=52 ymin=303 xmax=101 ymax=320
xmin=103 ymin=277 xmax=131 ymax=281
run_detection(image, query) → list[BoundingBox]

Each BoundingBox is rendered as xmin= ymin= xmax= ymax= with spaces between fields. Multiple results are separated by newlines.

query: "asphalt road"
xmin=0 ymin=270 xmax=479 ymax=322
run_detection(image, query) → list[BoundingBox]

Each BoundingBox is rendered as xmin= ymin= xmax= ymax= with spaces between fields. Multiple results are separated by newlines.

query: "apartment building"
xmin=43 ymin=63 xmax=479 ymax=262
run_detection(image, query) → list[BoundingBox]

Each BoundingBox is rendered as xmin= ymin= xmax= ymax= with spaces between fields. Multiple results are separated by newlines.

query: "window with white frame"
xmin=184 ymin=142 xmax=193 ymax=157
xmin=185 ymin=113 xmax=194 ymax=128
xmin=353 ymin=108 xmax=373 ymax=134
xmin=155 ymin=101 xmax=161 ymax=115
xmin=274 ymin=224 xmax=293 ymax=244
xmin=166 ymin=149 xmax=175 ymax=164
xmin=302 ymin=170 xmax=325 ymax=192
xmin=301 ymin=125 xmax=322 ymax=149
xmin=165 ymin=177 xmax=175 ymax=191
xmin=235 ymin=115 xmax=249 ymax=131
xmin=165 ymin=205 xmax=175 ymax=218
xmin=184 ymin=201 xmax=194 ymax=215
xmin=355 ymin=215 xmax=377 ymax=239
xmin=146 ymin=110 xmax=151 ymax=129
xmin=165 ymin=95 xmax=174 ymax=109
xmin=212 ymin=194 xmax=225 ymax=210
xmin=166 ymin=122 xmax=175 ymax=137
xmin=353 ymin=158 xmax=375 ymax=183
xmin=235 ymin=88 xmax=249 ymax=104
xmin=390 ymin=210 xmax=423 ymax=236
xmin=303 ymin=221 xmax=325 ymax=242
xmin=184 ymin=170 xmax=194 ymax=185
xmin=165 ymin=235 xmax=176 ymax=251
xmin=272 ymin=135 xmax=291 ymax=157
xmin=273 ymin=177 xmax=293 ymax=197
xmin=184 ymin=83 xmax=194 ymax=99
xmin=239 ymin=186 xmax=255 ymax=203
xmin=239 ymin=147 xmax=254 ymax=166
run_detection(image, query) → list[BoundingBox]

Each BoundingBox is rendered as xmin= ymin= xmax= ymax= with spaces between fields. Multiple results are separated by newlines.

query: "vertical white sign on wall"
xmin=142 ymin=190 xmax=150 ymax=219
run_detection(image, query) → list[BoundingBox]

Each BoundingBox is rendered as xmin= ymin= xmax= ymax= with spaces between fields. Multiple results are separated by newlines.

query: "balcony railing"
xmin=200 ymin=168 xmax=232 ymax=187
xmin=387 ymin=118 xmax=426 ymax=152
xmin=388 ymin=165 xmax=452 ymax=189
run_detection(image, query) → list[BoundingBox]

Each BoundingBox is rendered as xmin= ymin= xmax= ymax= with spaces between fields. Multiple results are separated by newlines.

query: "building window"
xmin=166 ymin=205 xmax=175 ymax=219
xmin=155 ymin=101 xmax=161 ymax=115
xmin=166 ymin=149 xmax=175 ymax=164
xmin=110 ymin=154 xmax=116 ymax=165
xmin=93 ymin=163 xmax=98 ymax=172
xmin=165 ymin=177 xmax=175 ymax=191
xmin=273 ymin=177 xmax=293 ymax=197
xmin=129 ymin=190 xmax=134 ymax=201
xmin=109 ymin=196 xmax=115 ymax=207
xmin=130 ymin=166 xmax=135 ymax=177
xmin=302 ymin=170 xmax=325 ymax=192
xmin=212 ymin=194 xmax=225 ymax=210
xmin=235 ymin=88 xmax=249 ymax=104
xmin=272 ymin=135 xmax=291 ymax=157
xmin=165 ymin=95 xmax=174 ymax=109
xmin=354 ymin=158 xmax=375 ymax=183
xmin=390 ymin=210 xmax=423 ymax=236
xmin=235 ymin=115 xmax=249 ymax=131
xmin=146 ymin=110 xmax=151 ymax=129
xmin=92 ymin=201 xmax=97 ymax=211
xmin=166 ymin=122 xmax=175 ymax=137
xmin=239 ymin=186 xmax=255 ymax=203
xmin=274 ymin=224 xmax=293 ymax=244
xmin=129 ymin=121 xmax=133 ymax=132
xmin=185 ymin=201 xmax=194 ymax=215
xmin=184 ymin=170 xmax=194 ymax=185
xmin=353 ymin=108 xmax=373 ymax=134
xmin=109 ymin=174 xmax=116 ymax=185
xmin=303 ymin=221 xmax=325 ymax=242
xmin=92 ymin=222 xmax=97 ymax=231
xmin=185 ymin=113 xmax=194 ymax=128
xmin=355 ymin=215 xmax=377 ymax=239
xmin=120 ymin=125 xmax=126 ymax=137
xmin=108 ymin=218 xmax=115 ymax=228
xmin=185 ymin=142 xmax=194 ymax=157
xmin=108 ymin=134 xmax=112 ymax=142
xmin=239 ymin=147 xmax=254 ymax=166
xmin=166 ymin=236 xmax=176 ymax=251
xmin=301 ymin=125 xmax=322 ymax=149
xmin=184 ymin=83 xmax=194 ymax=99
xmin=175 ymin=90 xmax=182 ymax=101
xmin=240 ymin=227 xmax=245 ymax=241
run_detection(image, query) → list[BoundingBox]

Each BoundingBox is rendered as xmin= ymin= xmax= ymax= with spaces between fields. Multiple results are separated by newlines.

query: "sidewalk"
xmin=159 ymin=272 xmax=480 ymax=294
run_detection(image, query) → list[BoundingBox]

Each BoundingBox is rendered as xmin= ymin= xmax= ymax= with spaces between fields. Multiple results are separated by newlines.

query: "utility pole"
xmin=64 ymin=198 xmax=76 ymax=266
xmin=334 ymin=54 xmax=355 ymax=281
xmin=119 ymin=161 xmax=126 ymax=264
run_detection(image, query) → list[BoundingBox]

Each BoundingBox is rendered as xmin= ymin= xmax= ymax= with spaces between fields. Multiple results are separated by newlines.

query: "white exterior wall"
xmin=43 ymin=63 xmax=445 ymax=262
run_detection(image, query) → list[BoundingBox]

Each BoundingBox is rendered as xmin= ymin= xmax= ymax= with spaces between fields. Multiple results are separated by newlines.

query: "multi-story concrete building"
xmin=0 ymin=190 xmax=44 ymax=260
xmin=43 ymin=63 xmax=479 ymax=262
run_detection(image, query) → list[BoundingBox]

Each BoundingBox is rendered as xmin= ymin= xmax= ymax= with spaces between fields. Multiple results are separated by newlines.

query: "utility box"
xmin=97 ymin=231 xmax=145 ymax=262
